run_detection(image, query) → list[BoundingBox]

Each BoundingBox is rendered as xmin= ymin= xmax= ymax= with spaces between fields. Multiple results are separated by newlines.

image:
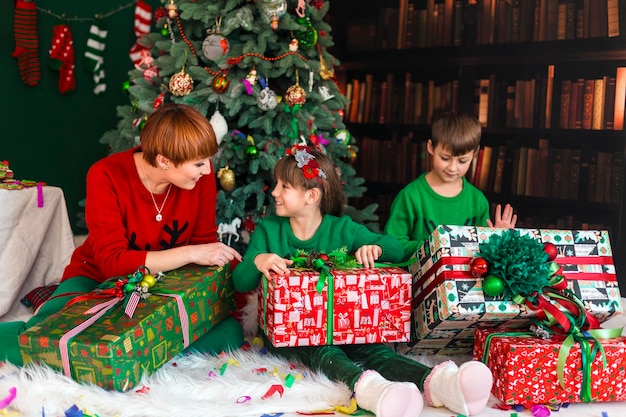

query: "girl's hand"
xmin=254 ymin=253 xmax=294 ymax=278
xmin=487 ymin=203 xmax=517 ymax=229
xmin=355 ymin=245 xmax=383 ymax=268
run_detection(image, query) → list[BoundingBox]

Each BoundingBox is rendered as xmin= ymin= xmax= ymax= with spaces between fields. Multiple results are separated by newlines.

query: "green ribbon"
xmin=285 ymin=103 xmax=302 ymax=140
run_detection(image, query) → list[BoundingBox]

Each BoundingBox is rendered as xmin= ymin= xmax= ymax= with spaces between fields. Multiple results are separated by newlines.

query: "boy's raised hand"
xmin=486 ymin=203 xmax=517 ymax=229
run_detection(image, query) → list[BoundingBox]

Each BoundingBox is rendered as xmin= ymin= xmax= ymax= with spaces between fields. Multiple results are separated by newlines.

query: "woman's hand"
xmin=487 ymin=203 xmax=517 ymax=229
xmin=254 ymin=253 xmax=293 ymax=278
xmin=195 ymin=242 xmax=242 ymax=267
xmin=354 ymin=245 xmax=383 ymax=268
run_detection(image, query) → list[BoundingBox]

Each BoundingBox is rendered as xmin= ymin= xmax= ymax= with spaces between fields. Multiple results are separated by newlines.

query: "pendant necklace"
xmin=141 ymin=160 xmax=172 ymax=222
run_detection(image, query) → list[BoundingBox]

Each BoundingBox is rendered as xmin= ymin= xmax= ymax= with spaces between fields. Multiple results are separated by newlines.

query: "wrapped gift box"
xmin=474 ymin=327 xmax=626 ymax=406
xmin=20 ymin=264 xmax=234 ymax=391
xmin=410 ymin=226 xmax=621 ymax=344
xmin=259 ymin=266 xmax=412 ymax=347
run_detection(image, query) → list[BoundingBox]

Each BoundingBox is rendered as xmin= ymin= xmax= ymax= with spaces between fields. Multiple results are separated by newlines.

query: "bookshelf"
xmin=329 ymin=0 xmax=626 ymax=288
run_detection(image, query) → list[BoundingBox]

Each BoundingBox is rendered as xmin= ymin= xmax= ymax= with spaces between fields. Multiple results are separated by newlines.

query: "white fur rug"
xmin=0 ymin=347 xmax=353 ymax=417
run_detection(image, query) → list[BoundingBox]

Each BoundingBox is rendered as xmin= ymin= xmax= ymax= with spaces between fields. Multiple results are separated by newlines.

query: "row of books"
xmin=356 ymin=134 xmax=432 ymax=185
xmin=346 ymin=0 xmax=620 ymax=52
xmin=467 ymin=139 xmax=624 ymax=204
xmin=344 ymin=74 xmax=459 ymax=125
xmin=477 ymin=66 xmax=626 ymax=130
xmin=344 ymin=65 xmax=626 ymax=131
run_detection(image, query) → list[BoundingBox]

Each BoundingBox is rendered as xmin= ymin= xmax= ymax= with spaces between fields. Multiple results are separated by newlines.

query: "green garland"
xmin=477 ymin=229 xmax=552 ymax=299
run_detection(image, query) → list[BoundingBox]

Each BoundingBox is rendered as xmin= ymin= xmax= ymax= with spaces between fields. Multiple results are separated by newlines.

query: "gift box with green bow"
xmin=403 ymin=226 xmax=621 ymax=355
xmin=258 ymin=249 xmax=412 ymax=347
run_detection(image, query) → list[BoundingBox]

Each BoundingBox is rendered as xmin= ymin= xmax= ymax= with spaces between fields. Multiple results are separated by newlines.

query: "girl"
xmin=0 ymin=103 xmax=243 ymax=365
xmin=233 ymin=145 xmax=493 ymax=417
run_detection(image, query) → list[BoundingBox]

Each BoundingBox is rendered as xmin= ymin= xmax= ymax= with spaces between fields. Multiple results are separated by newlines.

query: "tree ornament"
xmin=284 ymin=70 xmax=306 ymax=106
xmin=338 ymin=109 xmax=345 ymax=119
xmin=169 ymin=67 xmax=193 ymax=96
xmin=210 ymin=109 xmax=228 ymax=145
xmin=202 ymin=18 xmax=229 ymax=62
xmin=295 ymin=16 xmax=318 ymax=50
xmin=143 ymin=66 xmax=159 ymax=83
xmin=121 ymin=80 xmax=131 ymax=93
xmin=341 ymin=145 xmax=357 ymax=164
xmin=318 ymin=85 xmax=334 ymax=101
xmin=245 ymin=145 xmax=259 ymax=159
xmin=469 ymin=257 xmax=489 ymax=278
xmin=212 ymin=70 xmax=229 ymax=93
xmin=153 ymin=92 xmax=165 ymax=109
xmin=217 ymin=166 xmax=235 ymax=191
xmin=318 ymin=50 xmax=334 ymax=80
xmin=289 ymin=38 xmax=299 ymax=51
xmin=165 ymin=0 xmax=178 ymax=19
xmin=257 ymin=77 xmax=278 ymax=110
xmin=483 ymin=274 xmax=505 ymax=297
xmin=245 ymin=68 xmax=258 ymax=85
xmin=544 ymin=242 xmax=558 ymax=261
xmin=257 ymin=0 xmax=287 ymax=31
xmin=333 ymin=128 xmax=351 ymax=145
xmin=161 ymin=23 xmax=169 ymax=36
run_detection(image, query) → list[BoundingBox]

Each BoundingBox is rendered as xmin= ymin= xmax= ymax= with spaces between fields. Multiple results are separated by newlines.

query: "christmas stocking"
xmin=49 ymin=24 xmax=76 ymax=94
xmin=84 ymin=22 xmax=108 ymax=95
xmin=12 ymin=0 xmax=41 ymax=87
xmin=128 ymin=0 xmax=152 ymax=66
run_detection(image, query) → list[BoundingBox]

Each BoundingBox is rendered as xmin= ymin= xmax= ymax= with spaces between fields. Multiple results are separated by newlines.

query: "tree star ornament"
xmin=169 ymin=68 xmax=193 ymax=96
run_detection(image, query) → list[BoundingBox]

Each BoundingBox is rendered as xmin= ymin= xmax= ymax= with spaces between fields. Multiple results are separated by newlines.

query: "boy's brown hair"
xmin=430 ymin=111 xmax=481 ymax=156
xmin=141 ymin=103 xmax=218 ymax=167
xmin=274 ymin=148 xmax=346 ymax=217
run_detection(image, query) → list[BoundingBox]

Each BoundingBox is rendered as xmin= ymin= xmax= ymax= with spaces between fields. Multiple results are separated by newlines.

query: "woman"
xmin=0 ymin=103 xmax=243 ymax=365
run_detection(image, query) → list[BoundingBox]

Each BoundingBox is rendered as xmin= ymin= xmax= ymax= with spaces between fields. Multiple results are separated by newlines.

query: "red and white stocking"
xmin=49 ymin=24 xmax=75 ymax=94
xmin=12 ymin=0 xmax=41 ymax=86
xmin=129 ymin=0 xmax=152 ymax=66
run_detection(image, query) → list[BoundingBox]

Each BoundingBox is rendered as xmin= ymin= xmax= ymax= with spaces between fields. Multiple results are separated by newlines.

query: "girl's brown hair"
xmin=274 ymin=148 xmax=346 ymax=217
xmin=141 ymin=103 xmax=218 ymax=167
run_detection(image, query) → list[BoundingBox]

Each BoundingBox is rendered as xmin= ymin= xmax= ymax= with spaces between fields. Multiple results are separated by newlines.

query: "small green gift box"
xmin=20 ymin=264 xmax=234 ymax=391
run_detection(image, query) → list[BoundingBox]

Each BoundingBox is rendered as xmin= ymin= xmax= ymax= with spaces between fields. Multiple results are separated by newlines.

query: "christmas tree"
xmin=100 ymin=0 xmax=377 ymax=249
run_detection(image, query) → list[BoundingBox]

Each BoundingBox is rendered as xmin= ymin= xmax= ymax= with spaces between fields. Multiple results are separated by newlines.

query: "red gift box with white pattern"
xmin=258 ymin=266 xmax=412 ymax=347
xmin=473 ymin=327 xmax=626 ymax=407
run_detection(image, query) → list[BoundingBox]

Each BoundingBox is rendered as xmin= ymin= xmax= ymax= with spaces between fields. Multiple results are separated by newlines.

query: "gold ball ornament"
xmin=169 ymin=69 xmax=194 ymax=96
xmin=284 ymin=84 xmax=307 ymax=106
xmin=341 ymin=145 xmax=357 ymax=164
xmin=217 ymin=166 xmax=235 ymax=191
xmin=141 ymin=274 xmax=157 ymax=288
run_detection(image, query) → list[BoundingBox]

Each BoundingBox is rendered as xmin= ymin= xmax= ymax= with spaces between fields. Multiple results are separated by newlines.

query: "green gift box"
xmin=19 ymin=264 xmax=234 ymax=391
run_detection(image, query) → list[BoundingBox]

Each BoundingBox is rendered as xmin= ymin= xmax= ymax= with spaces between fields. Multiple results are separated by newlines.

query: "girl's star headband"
xmin=286 ymin=145 xmax=327 ymax=180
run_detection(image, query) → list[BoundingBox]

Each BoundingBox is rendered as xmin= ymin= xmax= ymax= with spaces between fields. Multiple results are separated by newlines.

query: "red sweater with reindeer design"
xmin=61 ymin=146 xmax=218 ymax=283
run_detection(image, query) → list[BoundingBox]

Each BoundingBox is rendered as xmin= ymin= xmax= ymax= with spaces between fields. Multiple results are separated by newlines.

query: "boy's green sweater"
xmin=384 ymin=173 xmax=490 ymax=260
xmin=233 ymin=214 xmax=404 ymax=293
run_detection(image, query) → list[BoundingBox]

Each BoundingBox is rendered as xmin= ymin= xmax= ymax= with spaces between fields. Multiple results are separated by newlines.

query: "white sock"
xmin=424 ymin=361 xmax=493 ymax=416
xmin=354 ymin=370 xmax=424 ymax=417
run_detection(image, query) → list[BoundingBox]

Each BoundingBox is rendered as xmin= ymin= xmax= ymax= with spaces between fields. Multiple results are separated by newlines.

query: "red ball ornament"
xmin=544 ymin=242 xmax=558 ymax=261
xmin=469 ymin=257 xmax=489 ymax=278
xmin=212 ymin=71 xmax=229 ymax=93
xmin=318 ymin=253 xmax=329 ymax=262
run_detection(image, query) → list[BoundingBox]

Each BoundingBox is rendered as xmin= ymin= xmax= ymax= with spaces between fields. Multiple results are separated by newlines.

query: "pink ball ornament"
xmin=469 ymin=257 xmax=489 ymax=278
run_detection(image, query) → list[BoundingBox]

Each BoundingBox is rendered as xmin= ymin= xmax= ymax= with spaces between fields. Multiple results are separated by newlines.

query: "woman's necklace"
xmin=141 ymin=160 xmax=172 ymax=222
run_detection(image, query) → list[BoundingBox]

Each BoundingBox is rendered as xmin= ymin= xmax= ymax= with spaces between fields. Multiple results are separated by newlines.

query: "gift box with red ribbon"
xmin=473 ymin=327 xmax=626 ymax=406
xmin=259 ymin=265 xmax=412 ymax=347
xmin=19 ymin=264 xmax=234 ymax=391
xmin=405 ymin=226 xmax=621 ymax=353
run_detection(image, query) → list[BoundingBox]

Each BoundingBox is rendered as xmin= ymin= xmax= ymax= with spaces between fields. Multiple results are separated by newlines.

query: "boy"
xmin=384 ymin=111 xmax=517 ymax=260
